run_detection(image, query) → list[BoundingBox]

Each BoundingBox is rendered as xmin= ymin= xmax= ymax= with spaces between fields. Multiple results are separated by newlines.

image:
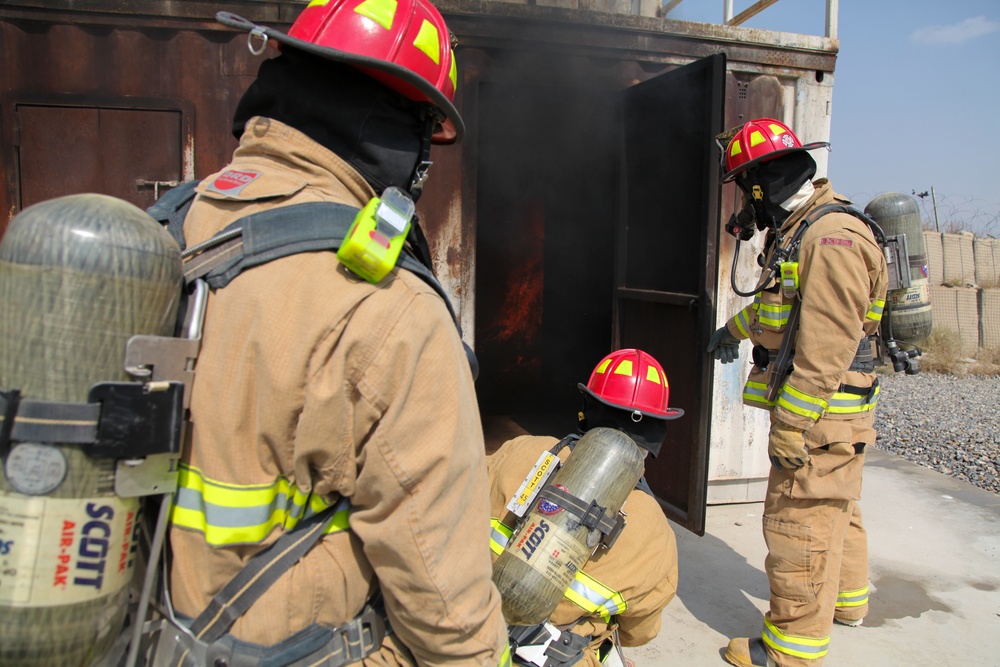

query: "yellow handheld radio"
xmin=337 ymin=186 xmax=415 ymax=284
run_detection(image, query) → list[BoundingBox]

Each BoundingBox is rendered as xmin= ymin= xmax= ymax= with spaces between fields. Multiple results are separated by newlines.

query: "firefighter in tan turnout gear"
xmin=487 ymin=349 xmax=681 ymax=667
xmin=157 ymin=2 xmax=510 ymax=665
xmin=706 ymin=119 xmax=888 ymax=667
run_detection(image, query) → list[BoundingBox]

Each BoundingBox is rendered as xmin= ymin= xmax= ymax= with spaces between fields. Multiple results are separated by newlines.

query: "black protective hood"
xmin=736 ymin=151 xmax=817 ymax=229
xmin=232 ymin=49 xmax=436 ymax=198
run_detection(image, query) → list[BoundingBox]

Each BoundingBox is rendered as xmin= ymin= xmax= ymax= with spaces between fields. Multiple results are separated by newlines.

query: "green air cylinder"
xmin=0 ymin=194 xmax=182 ymax=667
xmin=492 ymin=427 xmax=644 ymax=626
xmin=864 ymin=192 xmax=933 ymax=345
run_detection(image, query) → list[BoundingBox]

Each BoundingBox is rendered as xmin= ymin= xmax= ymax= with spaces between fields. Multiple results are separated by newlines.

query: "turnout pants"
xmin=759 ymin=418 xmax=871 ymax=667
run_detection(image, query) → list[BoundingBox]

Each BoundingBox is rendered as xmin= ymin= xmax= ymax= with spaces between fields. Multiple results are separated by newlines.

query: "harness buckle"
xmin=340 ymin=605 xmax=387 ymax=662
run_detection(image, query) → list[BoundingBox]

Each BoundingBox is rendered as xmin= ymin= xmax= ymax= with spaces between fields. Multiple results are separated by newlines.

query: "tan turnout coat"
xmin=168 ymin=117 xmax=508 ymax=666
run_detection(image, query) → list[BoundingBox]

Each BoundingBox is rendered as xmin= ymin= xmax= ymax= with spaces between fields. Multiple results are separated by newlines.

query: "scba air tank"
xmin=864 ymin=192 xmax=933 ymax=345
xmin=0 ymin=194 xmax=182 ymax=667
xmin=492 ymin=427 xmax=644 ymax=626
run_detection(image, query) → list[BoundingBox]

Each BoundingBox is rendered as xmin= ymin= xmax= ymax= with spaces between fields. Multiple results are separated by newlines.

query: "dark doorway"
xmin=474 ymin=54 xmax=726 ymax=535
xmin=475 ymin=82 xmax=619 ymax=431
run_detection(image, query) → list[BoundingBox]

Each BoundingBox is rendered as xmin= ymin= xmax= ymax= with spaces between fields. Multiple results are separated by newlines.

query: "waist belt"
xmin=751 ymin=337 xmax=878 ymax=373
xmin=152 ymin=600 xmax=389 ymax=667
xmin=152 ymin=504 xmax=389 ymax=667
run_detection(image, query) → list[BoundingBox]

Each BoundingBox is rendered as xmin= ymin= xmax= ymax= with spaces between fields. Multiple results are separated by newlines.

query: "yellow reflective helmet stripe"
xmin=170 ymin=464 xmax=350 ymax=546
xmin=837 ymin=584 xmax=870 ymax=608
xmin=595 ymin=358 xmax=613 ymax=374
xmin=729 ymin=139 xmax=743 ymax=158
xmin=748 ymin=130 xmax=767 ymax=148
xmin=866 ymin=298 xmax=885 ymax=322
xmin=354 ymin=0 xmax=397 ymax=30
xmin=449 ymin=56 xmax=458 ymax=93
xmin=645 ymin=365 xmax=662 ymax=384
xmin=307 ymin=0 xmax=331 ymax=7
xmin=767 ymin=123 xmax=787 ymax=136
xmin=776 ymin=384 xmax=827 ymax=421
xmin=614 ymin=360 xmax=633 ymax=376
xmin=413 ymin=18 xmax=441 ymax=65
xmin=762 ymin=618 xmax=829 ymax=660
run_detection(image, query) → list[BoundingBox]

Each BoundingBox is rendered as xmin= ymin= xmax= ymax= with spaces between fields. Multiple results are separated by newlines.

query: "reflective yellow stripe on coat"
xmin=490 ymin=519 xmax=627 ymax=621
xmin=171 ymin=463 xmax=351 ymax=546
xmin=866 ymin=299 xmax=885 ymax=322
xmin=753 ymin=296 xmax=793 ymax=329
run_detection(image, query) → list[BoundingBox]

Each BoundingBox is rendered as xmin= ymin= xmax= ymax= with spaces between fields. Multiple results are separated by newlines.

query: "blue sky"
xmin=665 ymin=1 xmax=1000 ymax=237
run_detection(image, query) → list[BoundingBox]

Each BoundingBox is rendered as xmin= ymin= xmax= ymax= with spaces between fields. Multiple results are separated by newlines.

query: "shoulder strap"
xmin=187 ymin=505 xmax=337 ymax=644
xmin=146 ymin=180 xmax=201 ymax=250
xmin=147 ymin=183 xmax=476 ymax=375
xmin=798 ymin=202 xmax=886 ymax=246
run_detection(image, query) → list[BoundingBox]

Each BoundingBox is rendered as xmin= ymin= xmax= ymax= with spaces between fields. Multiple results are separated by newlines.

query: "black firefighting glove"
xmin=707 ymin=326 xmax=741 ymax=364
xmin=768 ymin=419 xmax=810 ymax=471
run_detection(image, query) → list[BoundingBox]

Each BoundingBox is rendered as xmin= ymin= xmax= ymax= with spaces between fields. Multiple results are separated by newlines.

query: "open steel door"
xmin=615 ymin=53 xmax=726 ymax=535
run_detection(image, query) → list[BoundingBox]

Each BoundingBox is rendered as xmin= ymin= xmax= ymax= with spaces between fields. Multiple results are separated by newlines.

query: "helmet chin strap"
xmin=408 ymin=109 xmax=439 ymax=200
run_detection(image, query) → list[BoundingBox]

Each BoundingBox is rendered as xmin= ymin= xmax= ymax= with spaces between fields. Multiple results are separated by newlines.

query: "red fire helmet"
xmin=216 ymin=0 xmax=464 ymax=143
xmin=579 ymin=349 xmax=683 ymax=421
xmin=722 ymin=117 xmax=828 ymax=182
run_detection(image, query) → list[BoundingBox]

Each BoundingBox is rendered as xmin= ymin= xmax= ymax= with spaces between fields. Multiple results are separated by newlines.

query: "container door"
xmin=616 ymin=53 xmax=725 ymax=535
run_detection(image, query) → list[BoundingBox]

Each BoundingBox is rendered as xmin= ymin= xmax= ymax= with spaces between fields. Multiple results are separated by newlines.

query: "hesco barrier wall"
xmin=924 ymin=231 xmax=1000 ymax=351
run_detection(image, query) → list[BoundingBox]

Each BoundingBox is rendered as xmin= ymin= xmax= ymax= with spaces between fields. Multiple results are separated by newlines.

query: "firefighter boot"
xmin=724 ymin=638 xmax=777 ymax=667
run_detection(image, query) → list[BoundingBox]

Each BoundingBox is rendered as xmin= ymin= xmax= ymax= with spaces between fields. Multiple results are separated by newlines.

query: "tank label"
xmin=507 ymin=452 xmax=558 ymax=518
xmin=0 ymin=494 xmax=140 ymax=606
xmin=510 ymin=516 xmax=591 ymax=590
xmin=889 ymin=280 xmax=929 ymax=307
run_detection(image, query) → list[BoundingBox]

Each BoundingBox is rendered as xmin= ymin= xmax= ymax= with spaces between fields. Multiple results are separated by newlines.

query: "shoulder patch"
xmin=820 ymin=237 xmax=854 ymax=247
xmin=197 ymin=168 xmax=308 ymax=201
xmin=206 ymin=169 xmax=260 ymax=196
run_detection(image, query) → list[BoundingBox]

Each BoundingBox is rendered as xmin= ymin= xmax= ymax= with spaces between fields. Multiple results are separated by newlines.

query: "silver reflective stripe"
xmin=566 ymin=578 xmax=623 ymax=617
xmin=173 ymin=485 xmax=308 ymax=528
xmin=837 ymin=586 xmax=870 ymax=607
xmin=762 ymin=619 xmax=829 ymax=660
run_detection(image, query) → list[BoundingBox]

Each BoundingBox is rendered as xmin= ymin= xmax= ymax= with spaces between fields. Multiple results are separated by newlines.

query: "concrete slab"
xmin=626 ymin=449 xmax=1000 ymax=666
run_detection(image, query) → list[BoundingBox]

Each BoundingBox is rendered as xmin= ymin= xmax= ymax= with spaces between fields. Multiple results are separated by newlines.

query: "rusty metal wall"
xmin=0 ymin=2 xmax=295 ymax=233
xmin=0 ymin=0 xmax=839 ymax=511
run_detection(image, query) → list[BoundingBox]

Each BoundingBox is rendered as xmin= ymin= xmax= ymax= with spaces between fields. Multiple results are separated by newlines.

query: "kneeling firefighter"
xmin=137 ymin=2 xmax=511 ymax=667
xmin=705 ymin=118 xmax=893 ymax=667
xmin=488 ymin=349 xmax=682 ymax=667
xmin=0 ymin=194 xmax=189 ymax=667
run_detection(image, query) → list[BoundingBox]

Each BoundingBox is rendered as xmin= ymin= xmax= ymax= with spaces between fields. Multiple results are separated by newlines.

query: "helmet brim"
xmin=216 ymin=11 xmax=466 ymax=144
xmin=578 ymin=383 xmax=684 ymax=420
xmin=722 ymin=141 xmax=829 ymax=182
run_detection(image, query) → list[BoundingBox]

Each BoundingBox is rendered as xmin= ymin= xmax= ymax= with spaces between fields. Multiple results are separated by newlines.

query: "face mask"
xmin=735 ymin=151 xmax=817 ymax=230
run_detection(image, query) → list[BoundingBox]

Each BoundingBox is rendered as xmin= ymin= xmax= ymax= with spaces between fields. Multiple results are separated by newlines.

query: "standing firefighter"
xmin=154 ymin=2 xmax=510 ymax=666
xmin=707 ymin=118 xmax=888 ymax=667
xmin=488 ymin=349 xmax=681 ymax=667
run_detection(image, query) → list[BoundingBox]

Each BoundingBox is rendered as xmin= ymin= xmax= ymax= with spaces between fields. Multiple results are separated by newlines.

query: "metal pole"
xmin=931 ymin=186 xmax=940 ymax=232
xmin=826 ymin=0 xmax=838 ymax=39
xmin=724 ymin=0 xmax=733 ymax=24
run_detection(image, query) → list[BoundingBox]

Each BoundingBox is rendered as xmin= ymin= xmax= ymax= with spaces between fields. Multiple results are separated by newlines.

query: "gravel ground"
xmin=874 ymin=371 xmax=1000 ymax=495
